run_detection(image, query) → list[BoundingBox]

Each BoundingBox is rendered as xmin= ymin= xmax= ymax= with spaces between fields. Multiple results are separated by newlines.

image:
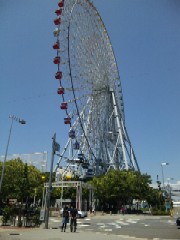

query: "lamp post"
xmin=161 ymin=162 xmax=169 ymax=190
xmin=0 ymin=115 xmax=26 ymax=193
xmin=44 ymin=133 xmax=60 ymax=229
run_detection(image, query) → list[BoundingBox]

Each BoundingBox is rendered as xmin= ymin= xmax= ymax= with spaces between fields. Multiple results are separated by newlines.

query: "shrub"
xmin=1 ymin=206 xmax=12 ymax=225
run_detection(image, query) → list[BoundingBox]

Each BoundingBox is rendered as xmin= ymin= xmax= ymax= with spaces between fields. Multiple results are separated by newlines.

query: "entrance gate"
xmin=43 ymin=181 xmax=83 ymax=210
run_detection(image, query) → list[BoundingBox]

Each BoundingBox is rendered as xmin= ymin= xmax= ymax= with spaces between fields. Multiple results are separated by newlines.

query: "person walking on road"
xmin=61 ymin=206 xmax=69 ymax=232
xmin=70 ymin=206 xmax=78 ymax=232
xmin=121 ymin=206 xmax=125 ymax=215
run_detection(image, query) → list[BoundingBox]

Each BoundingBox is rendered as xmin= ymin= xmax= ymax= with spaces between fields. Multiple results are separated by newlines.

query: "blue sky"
xmin=0 ymin=0 xmax=180 ymax=185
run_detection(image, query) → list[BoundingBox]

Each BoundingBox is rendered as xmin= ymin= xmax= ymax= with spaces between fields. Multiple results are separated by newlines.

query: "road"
xmin=0 ymin=213 xmax=179 ymax=240
xmin=47 ymin=213 xmax=180 ymax=239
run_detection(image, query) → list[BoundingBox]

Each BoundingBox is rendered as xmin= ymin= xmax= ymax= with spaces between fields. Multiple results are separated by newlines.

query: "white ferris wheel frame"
xmin=53 ymin=0 xmax=140 ymax=178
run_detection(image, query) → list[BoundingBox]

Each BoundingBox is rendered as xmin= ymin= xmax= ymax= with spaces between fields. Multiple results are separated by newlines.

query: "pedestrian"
xmin=70 ymin=206 xmax=78 ymax=232
xmin=61 ymin=206 xmax=69 ymax=232
xmin=121 ymin=206 xmax=125 ymax=215
xmin=89 ymin=205 xmax=92 ymax=214
xmin=92 ymin=206 xmax=95 ymax=215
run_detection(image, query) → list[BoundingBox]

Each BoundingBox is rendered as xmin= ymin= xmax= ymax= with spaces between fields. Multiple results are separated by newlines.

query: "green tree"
xmin=90 ymin=169 xmax=152 ymax=211
xmin=0 ymin=158 xmax=42 ymax=203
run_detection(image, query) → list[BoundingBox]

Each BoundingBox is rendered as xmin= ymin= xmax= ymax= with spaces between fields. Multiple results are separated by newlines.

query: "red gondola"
xmin=58 ymin=1 xmax=64 ymax=8
xmin=60 ymin=102 xmax=68 ymax=110
xmin=53 ymin=42 xmax=60 ymax=50
xmin=64 ymin=117 xmax=71 ymax=124
xmin=55 ymin=71 xmax=62 ymax=79
xmin=53 ymin=56 xmax=60 ymax=64
xmin=55 ymin=9 xmax=62 ymax=16
xmin=57 ymin=87 xmax=64 ymax=95
xmin=54 ymin=17 xmax=61 ymax=25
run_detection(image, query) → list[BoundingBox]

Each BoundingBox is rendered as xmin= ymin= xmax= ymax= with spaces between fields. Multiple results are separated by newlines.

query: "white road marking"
xmin=126 ymin=219 xmax=137 ymax=224
xmin=78 ymin=224 xmax=91 ymax=227
xmin=116 ymin=220 xmax=129 ymax=225
xmin=107 ymin=222 xmax=121 ymax=228
xmin=115 ymin=225 xmax=122 ymax=228
xmin=99 ymin=225 xmax=105 ymax=228
xmin=107 ymin=222 xmax=118 ymax=225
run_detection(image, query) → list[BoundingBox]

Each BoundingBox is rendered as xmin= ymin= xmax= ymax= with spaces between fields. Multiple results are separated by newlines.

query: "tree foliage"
xmin=0 ymin=158 xmax=43 ymax=203
xmin=0 ymin=160 xmax=164 ymax=212
xmin=89 ymin=169 xmax=154 ymax=210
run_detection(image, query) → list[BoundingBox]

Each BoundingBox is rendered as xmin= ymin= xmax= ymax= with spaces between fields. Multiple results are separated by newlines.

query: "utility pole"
xmin=44 ymin=133 xmax=60 ymax=229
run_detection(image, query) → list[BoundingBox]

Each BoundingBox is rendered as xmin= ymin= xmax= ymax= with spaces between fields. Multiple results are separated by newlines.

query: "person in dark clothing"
xmin=61 ymin=206 xmax=69 ymax=232
xmin=70 ymin=206 xmax=78 ymax=232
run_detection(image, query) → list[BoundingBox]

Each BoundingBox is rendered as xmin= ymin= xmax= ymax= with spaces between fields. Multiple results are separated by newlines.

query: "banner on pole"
xmin=54 ymin=141 xmax=60 ymax=152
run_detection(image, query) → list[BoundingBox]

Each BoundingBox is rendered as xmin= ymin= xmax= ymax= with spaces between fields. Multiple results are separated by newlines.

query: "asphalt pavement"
xmin=0 ymin=213 xmax=179 ymax=240
xmin=0 ymin=228 xmax=151 ymax=240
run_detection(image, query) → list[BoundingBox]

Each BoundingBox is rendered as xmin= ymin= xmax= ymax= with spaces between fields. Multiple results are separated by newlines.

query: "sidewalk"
xmin=0 ymin=227 xmax=149 ymax=240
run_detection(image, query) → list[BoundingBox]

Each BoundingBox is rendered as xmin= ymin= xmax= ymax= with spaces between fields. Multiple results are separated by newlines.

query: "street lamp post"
xmin=0 ymin=115 xmax=26 ymax=193
xmin=44 ymin=133 xmax=60 ymax=229
xmin=161 ymin=162 xmax=169 ymax=190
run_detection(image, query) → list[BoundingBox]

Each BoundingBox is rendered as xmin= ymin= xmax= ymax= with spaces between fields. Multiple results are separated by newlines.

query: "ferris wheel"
xmin=52 ymin=0 xmax=140 ymax=180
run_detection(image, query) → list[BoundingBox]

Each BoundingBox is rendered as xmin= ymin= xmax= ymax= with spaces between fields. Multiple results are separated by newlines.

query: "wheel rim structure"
xmin=53 ymin=0 xmax=140 ymax=180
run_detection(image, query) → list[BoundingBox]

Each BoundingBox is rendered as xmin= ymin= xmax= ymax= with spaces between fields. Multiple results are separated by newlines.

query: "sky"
xmin=0 ymin=0 xmax=180 ymax=185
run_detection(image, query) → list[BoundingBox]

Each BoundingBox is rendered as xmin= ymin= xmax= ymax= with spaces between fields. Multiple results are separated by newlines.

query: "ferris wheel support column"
xmin=130 ymin=147 xmax=135 ymax=168
xmin=124 ymin=126 xmax=140 ymax=172
xmin=111 ymin=90 xmax=128 ymax=170
xmin=76 ymin=181 xmax=82 ymax=210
